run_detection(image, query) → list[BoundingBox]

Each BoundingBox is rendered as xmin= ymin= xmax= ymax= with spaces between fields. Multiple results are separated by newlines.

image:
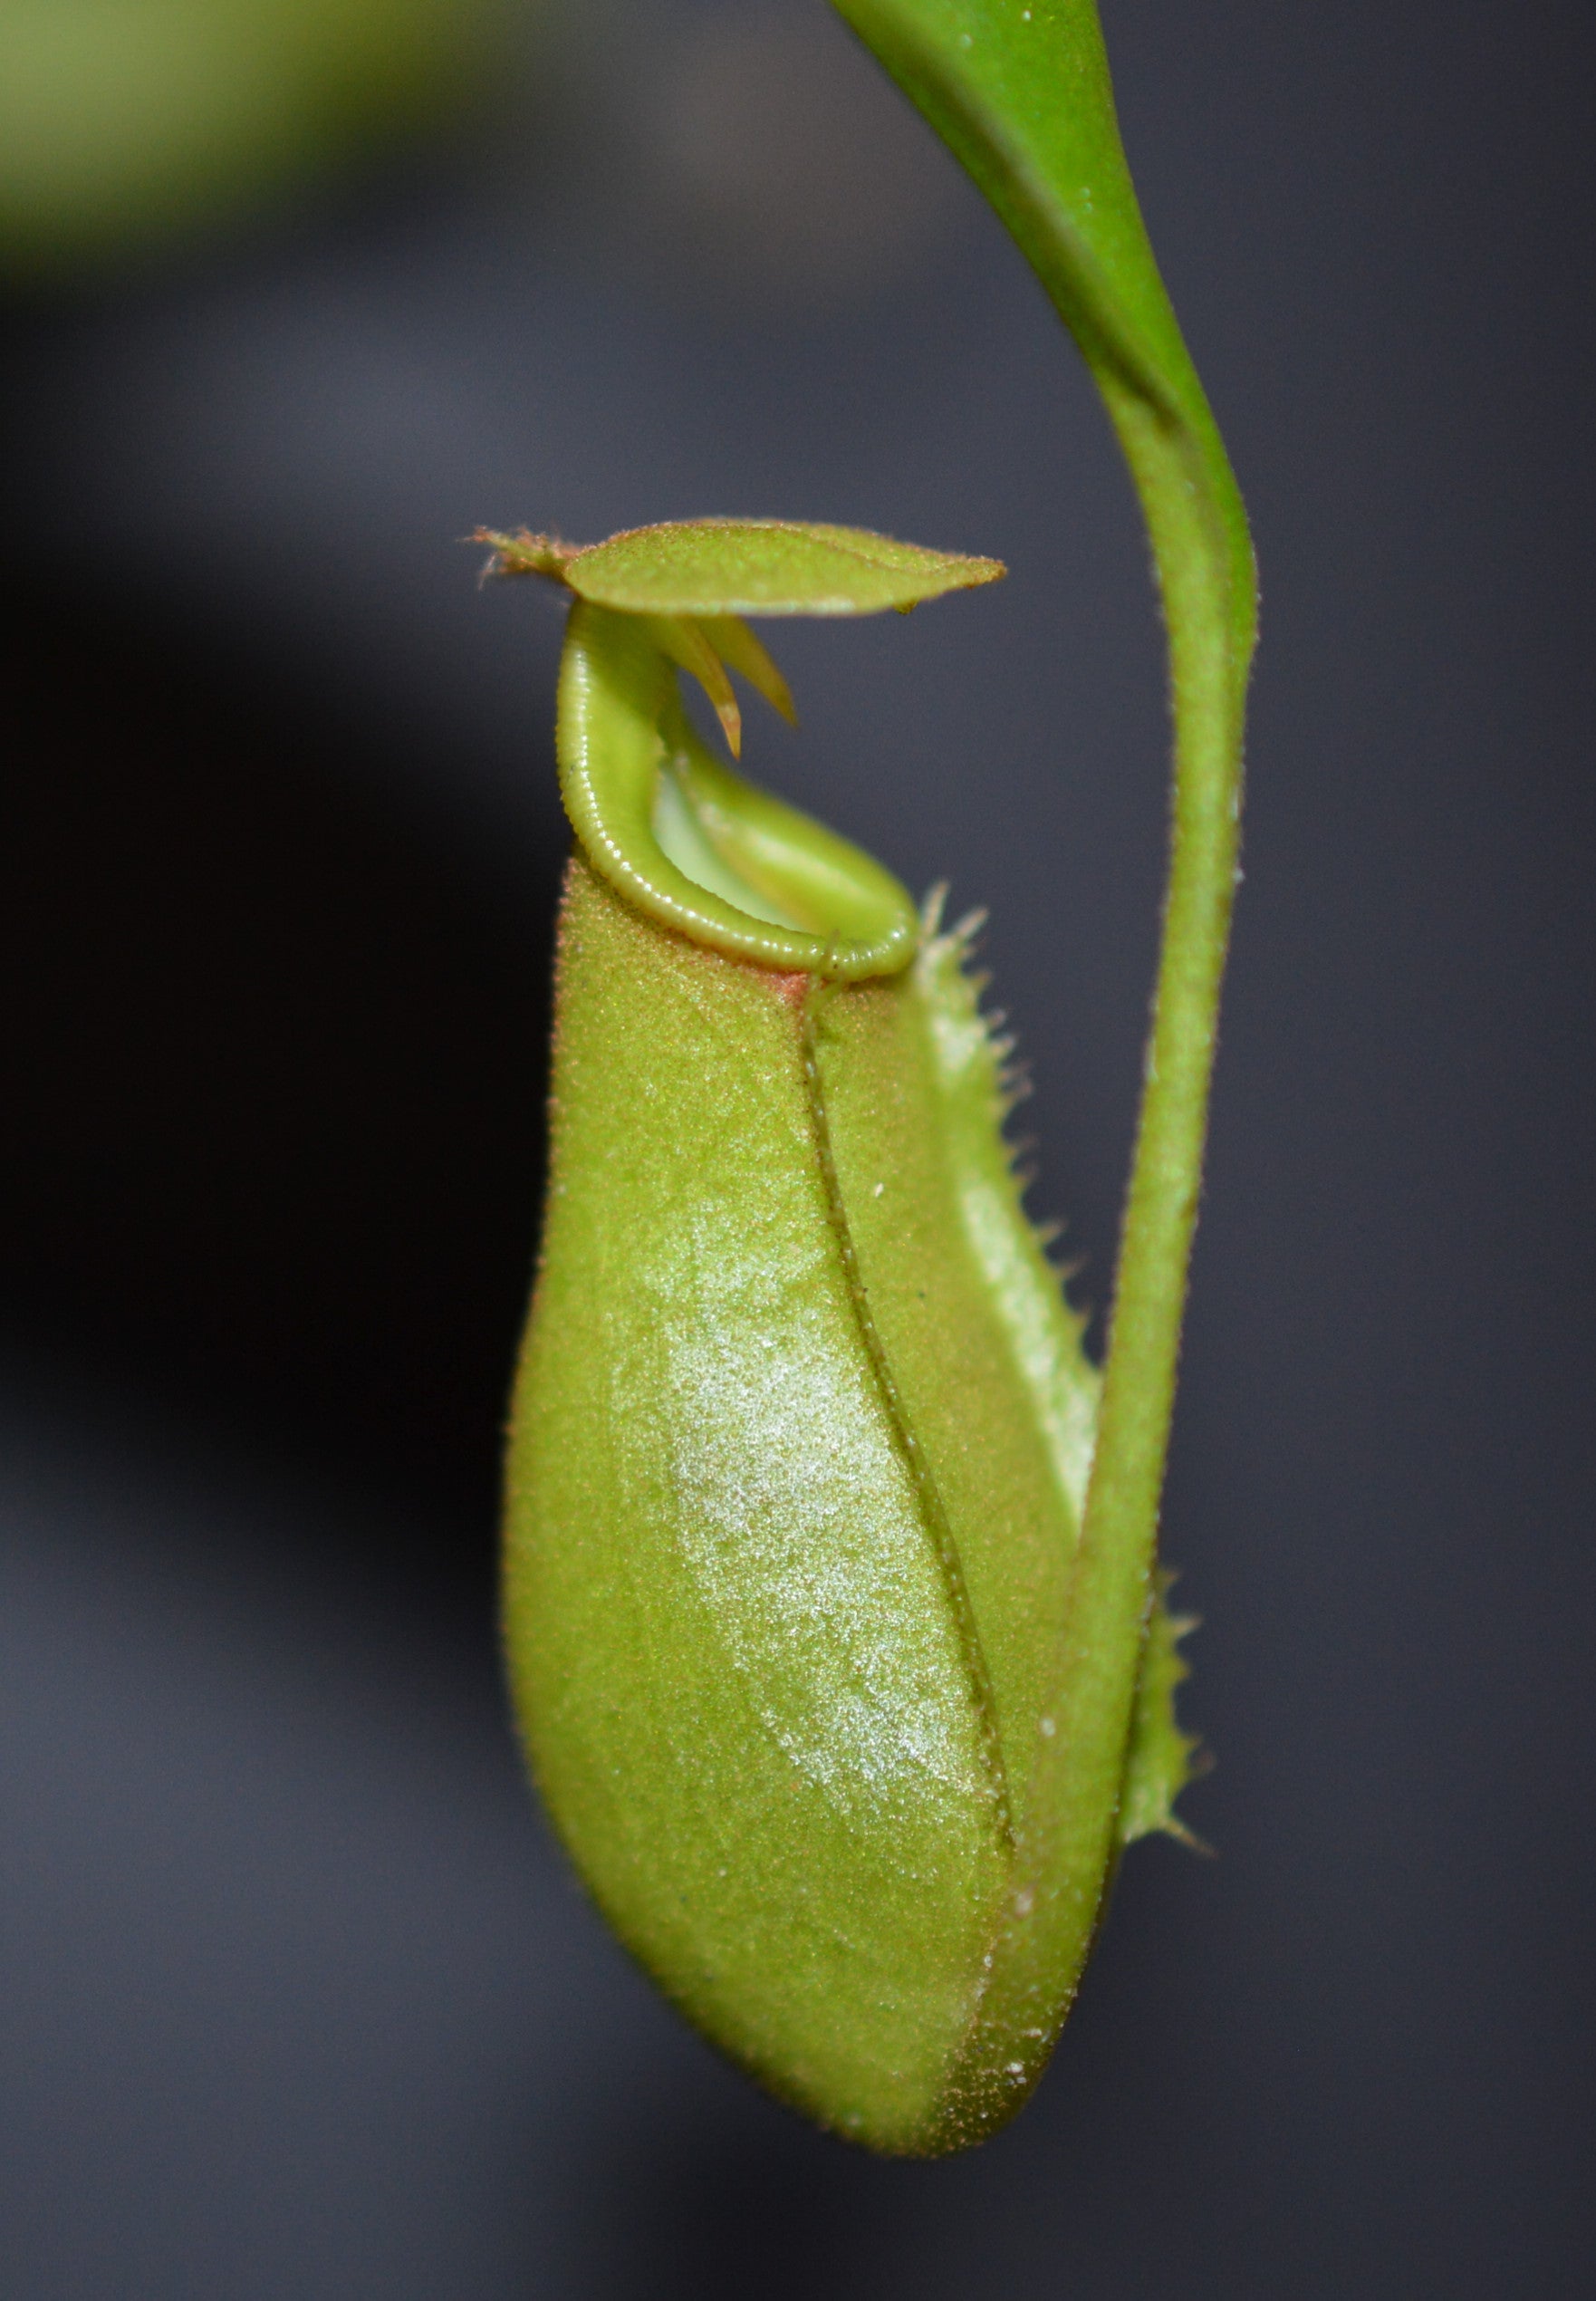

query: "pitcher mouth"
xmin=556 ymin=600 xmax=919 ymax=981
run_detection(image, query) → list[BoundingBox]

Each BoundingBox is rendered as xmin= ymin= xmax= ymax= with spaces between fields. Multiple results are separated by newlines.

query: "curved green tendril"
xmin=830 ymin=0 xmax=1257 ymax=2058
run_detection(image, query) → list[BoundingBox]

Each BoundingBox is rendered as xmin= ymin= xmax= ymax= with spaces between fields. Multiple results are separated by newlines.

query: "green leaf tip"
xmin=479 ymin=517 xmax=1005 ymax=618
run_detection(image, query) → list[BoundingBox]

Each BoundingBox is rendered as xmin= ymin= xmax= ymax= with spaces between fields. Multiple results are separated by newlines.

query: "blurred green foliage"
xmin=0 ymin=0 xmax=520 ymax=273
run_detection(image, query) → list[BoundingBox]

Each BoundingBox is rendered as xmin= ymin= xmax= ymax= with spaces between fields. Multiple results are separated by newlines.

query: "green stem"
xmin=1011 ymin=380 xmax=1253 ymax=2036
xmin=832 ymin=0 xmax=1258 ymax=2014
xmin=1073 ymin=382 xmax=1251 ymax=1793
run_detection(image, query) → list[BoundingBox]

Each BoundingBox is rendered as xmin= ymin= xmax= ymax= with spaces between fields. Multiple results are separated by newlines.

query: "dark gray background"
xmin=3 ymin=1 xmax=1591 ymax=2291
